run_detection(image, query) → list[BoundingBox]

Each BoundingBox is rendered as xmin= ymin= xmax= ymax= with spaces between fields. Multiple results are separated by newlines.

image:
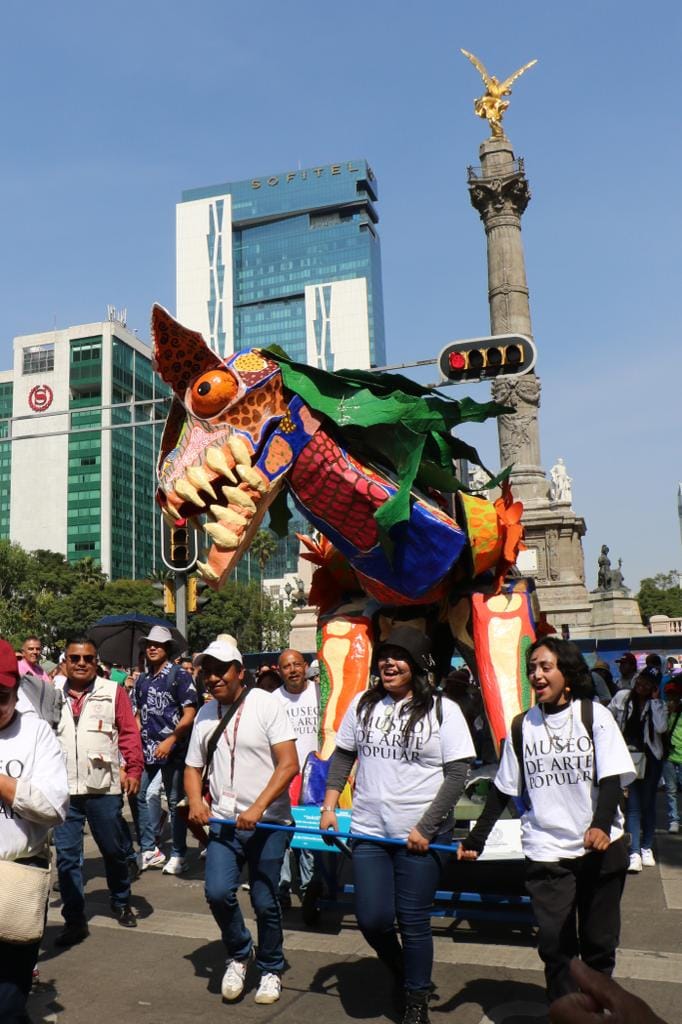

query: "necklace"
xmin=541 ymin=702 xmax=574 ymax=751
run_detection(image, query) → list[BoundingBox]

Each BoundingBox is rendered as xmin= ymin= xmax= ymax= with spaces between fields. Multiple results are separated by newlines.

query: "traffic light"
xmin=161 ymin=515 xmax=198 ymax=571
xmin=187 ymin=575 xmax=211 ymax=614
xmin=438 ymin=334 xmax=536 ymax=384
xmin=152 ymin=580 xmax=176 ymax=614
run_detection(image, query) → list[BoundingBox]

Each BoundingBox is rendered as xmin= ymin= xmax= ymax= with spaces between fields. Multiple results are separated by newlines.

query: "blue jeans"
xmin=626 ymin=755 xmax=663 ymax=854
xmin=138 ymin=761 xmax=187 ymax=857
xmin=55 ymin=794 xmax=131 ymax=922
xmin=352 ymin=834 xmax=451 ymax=994
xmin=205 ymin=824 xmax=288 ymax=973
xmin=279 ymin=844 xmax=315 ymax=896
xmin=663 ymin=760 xmax=682 ymax=826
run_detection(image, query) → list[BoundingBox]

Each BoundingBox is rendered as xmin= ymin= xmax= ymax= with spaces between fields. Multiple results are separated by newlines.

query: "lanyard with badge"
xmin=215 ymin=699 xmax=246 ymax=820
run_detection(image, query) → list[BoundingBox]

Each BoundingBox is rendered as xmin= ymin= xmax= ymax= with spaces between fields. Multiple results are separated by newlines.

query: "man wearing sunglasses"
xmin=53 ymin=637 xmax=144 ymax=945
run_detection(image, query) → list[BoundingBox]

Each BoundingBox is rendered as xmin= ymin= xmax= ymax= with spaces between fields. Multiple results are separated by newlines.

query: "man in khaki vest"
xmin=54 ymin=636 xmax=143 ymax=945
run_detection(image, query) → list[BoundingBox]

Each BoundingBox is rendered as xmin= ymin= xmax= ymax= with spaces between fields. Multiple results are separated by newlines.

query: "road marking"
xmin=46 ymin=905 xmax=682 ymax=985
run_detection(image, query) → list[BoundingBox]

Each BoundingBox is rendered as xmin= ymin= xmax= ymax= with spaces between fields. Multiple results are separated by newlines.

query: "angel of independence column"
xmin=461 ymin=50 xmax=547 ymax=506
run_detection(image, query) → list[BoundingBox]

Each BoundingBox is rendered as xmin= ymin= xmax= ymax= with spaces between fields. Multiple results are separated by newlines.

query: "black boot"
xmin=401 ymin=990 xmax=430 ymax=1024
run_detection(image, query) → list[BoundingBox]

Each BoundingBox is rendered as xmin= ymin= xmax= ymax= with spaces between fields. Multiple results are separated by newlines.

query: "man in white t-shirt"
xmin=274 ymin=649 xmax=320 ymax=908
xmin=184 ymin=639 xmax=298 ymax=1007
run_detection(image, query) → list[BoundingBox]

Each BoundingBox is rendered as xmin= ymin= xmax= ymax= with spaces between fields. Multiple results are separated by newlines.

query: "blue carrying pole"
xmin=207 ymin=817 xmax=459 ymax=855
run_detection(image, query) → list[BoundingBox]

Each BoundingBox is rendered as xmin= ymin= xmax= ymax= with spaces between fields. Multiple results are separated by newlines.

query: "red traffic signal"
xmin=438 ymin=334 xmax=536 ymax=384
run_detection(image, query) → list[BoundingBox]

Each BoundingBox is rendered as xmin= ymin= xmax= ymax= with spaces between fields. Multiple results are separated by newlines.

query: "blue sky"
xmin=0 ymin=1 xmax=679 ymax=590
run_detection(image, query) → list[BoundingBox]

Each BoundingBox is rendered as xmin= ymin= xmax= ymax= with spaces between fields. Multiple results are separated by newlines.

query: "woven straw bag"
xmin=0 ymin=853 xmax=52 ymax=943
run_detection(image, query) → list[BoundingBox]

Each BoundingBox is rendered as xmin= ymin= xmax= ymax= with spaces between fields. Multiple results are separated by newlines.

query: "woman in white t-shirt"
xmin=320 ymin=627 xmax=475 ymax=1024
xmin=458 ymin=638 xmax=635 ymax=1004
xmin=0 ymin=641 xmax=69 ymax=1020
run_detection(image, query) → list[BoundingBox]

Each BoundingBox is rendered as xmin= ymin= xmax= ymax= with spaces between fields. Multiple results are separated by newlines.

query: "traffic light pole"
xmin=175 ymin=571 xmax=188 ymax=642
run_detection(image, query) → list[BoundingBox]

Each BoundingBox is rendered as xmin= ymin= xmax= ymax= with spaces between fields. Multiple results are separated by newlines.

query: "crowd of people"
xmin=0 ymin=626 xmax=678 ymax=1024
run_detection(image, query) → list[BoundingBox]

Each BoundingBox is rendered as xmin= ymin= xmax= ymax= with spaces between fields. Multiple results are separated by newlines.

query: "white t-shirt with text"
xmin=185 ymin=688 xmax=296 ymax=824
xmin=0 ymin=710 xmax=69 ymax=860
xmin=495 ymin=700 xmax=636 ymax=861
xmin=336 ymin=692 xmax=475 ymax=840
xmin=273 ymin=683 xmax=319 ymax=768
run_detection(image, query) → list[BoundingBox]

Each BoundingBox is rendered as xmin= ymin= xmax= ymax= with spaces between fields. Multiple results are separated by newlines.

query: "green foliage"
xmin=637 ymin=570 xmax=682 ymax=624
xmin=250 ymin=529 xmax=279 ymax=577
xmin=187 ymin=580 xmax=293 ymax=655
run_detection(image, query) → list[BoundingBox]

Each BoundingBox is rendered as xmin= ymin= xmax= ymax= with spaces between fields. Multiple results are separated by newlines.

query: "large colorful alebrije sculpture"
xmin=151 ymin=305 xmax=541 ymax=763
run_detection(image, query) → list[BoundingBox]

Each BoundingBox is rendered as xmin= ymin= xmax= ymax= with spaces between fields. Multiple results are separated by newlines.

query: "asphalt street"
xmin=27 ymin=812 xmax=681 ymax=1024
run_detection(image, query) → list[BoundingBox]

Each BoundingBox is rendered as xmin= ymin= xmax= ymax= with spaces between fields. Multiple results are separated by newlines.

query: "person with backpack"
xmin=458 ymin=638 xmax=635 ymax=1003
xmin=320 ymin=627 xmax=475 ymax=1024
xmin=134 ymin=626 xmax=198 ymax=874
xmin=661 ymin=680 xmax=682 ymax=834
xmin=608 ymin=669 xmax=668 ymax=871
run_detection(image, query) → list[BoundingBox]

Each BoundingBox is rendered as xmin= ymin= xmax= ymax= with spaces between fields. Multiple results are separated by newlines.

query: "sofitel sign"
xmin=251 ymin=162 xmax=374 ymax=189
xmin=28 ymin=384 xmax=54 ymax=413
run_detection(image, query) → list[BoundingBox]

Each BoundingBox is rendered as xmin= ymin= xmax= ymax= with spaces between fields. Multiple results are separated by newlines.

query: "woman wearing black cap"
xmin=320 ymin=626 xmax=475 ymax=1024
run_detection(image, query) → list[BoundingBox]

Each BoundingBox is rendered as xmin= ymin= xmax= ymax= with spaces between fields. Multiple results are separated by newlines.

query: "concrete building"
xmin=176 ymin=159 xmax=386 ymax=370
xmin=0 ymin=314 xmax=167 ymax=579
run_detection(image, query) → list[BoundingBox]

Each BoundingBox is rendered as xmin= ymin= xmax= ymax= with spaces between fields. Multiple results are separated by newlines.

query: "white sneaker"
xmin=628 ymin=853 xmax=642 ymax=873
xmin=641 ymin=847 xmax=656 ymax=867
xmin=669 ymin=822 xmax=680 ymax=834
xmin=162 ymin=855 xmax=189 ymax=875
xmin=221 ymin=958 xmax=249 ymax=1001
xmin=254 ymin=972 xmax=281 ymax=1004
xmin=141 ymin=847 xmax=166 ymax=870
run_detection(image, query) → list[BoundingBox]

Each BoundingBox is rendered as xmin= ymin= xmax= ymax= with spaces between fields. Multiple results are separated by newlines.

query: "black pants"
xmin=0 ymin=938 xmax=39 ymax=1022
xmin=524 ymin=837 xmax=628 ymax=1002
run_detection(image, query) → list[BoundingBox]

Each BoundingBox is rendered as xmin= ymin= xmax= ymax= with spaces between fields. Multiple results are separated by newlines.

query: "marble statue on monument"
xmin=469 ymin=465 xmax=490 ymax=497
xmin=550 ymin=457 xmax=573 ymax=504
xmin=460 ymin=49 xmax=538 ymax=140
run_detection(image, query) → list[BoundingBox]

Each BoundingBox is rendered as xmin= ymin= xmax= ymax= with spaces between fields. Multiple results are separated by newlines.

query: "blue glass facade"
xmin=181 ymin=159 xmax=386 ymax=366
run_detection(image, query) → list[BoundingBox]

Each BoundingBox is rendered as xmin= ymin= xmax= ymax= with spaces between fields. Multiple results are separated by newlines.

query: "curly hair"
xmin=526 ymin=637 xmax=594 ymax=699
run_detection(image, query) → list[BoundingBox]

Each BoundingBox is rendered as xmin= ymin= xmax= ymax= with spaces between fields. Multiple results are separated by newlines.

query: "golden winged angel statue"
xmin=461 ymin=49 xmax=537 ymax=139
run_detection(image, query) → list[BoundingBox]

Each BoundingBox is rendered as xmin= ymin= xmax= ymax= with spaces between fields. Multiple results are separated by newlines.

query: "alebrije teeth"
xmin=209 ymin=505 xmax=249 ymax=528
xmin=206 ymin=445 xmax=237 ymax=483
xmin=204 ymin=522 xmax=240 ymax=549
xmin=196 ymin=560 xmax=219 ymax=582
xmin=221 ymin=486 xmax=257 ymax=512
xmin=227 ymin=435 xmax=252 ymax=467
xmin=175 ymin=478 xmax=205 ymax=508
xmin=186 ymin=465 xmax=217 ymax=500
xmin=236 ymin=465 xmax=269 ymax=494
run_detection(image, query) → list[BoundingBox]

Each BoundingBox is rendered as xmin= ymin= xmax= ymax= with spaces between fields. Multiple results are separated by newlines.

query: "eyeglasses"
xmin=67 ymin=654 xmax=97 ymax=664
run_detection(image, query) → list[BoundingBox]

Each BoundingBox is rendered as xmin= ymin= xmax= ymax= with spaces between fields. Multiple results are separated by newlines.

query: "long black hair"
xmin=358 ymin=661 xmax=435 ymax=742
xmin=526 ymin=637 xmax=594 ymax=699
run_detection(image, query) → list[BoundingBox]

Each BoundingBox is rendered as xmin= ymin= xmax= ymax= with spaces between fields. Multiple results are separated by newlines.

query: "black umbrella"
xmin=87 ymin=613 xmax=187 ymax=669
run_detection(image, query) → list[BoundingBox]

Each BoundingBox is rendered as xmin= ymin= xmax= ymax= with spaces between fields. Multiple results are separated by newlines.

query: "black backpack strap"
xmin=579 ymin=697 xmax=597 ymax=780
xmin=435 ymin=694 xmax=443 ymax=726
xmin=510 ymin=711 xmax=526 ymax=796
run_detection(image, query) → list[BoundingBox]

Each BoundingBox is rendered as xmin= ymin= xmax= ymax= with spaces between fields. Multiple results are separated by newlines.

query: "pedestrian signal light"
xmin=187 ymin=575 xmax=211 ymax=614
xmin=438 ymin=334 xmax=536 ymax=384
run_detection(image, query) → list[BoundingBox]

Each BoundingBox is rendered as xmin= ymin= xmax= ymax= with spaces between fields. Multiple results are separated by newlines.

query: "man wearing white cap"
xmin=134 ymin=625 xmax=198 ymax=874
xmin=185 ymin=638 xmax=299 ymax=1006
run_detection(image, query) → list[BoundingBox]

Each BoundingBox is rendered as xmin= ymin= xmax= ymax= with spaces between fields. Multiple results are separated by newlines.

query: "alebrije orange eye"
xmin=189 ymin=370 xmax=238 ymax=418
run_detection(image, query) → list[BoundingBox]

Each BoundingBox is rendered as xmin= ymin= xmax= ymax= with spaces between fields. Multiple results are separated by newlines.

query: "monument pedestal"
xmin=287 ymin=605 xmax=318 ymax=653
xmin=588 ymin=590 xmax=644 ymax=639
xmin=514 ymin=499 xmax=593 ymax=637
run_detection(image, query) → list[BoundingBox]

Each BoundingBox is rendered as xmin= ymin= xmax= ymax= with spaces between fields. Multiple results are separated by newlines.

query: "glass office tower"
xmin=177 ymin=159 xmax=386 ymax=369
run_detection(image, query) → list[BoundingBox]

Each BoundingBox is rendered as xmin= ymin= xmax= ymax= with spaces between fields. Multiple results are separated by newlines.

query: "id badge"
xmin=216 ymin=788 xmax=237 ymax=821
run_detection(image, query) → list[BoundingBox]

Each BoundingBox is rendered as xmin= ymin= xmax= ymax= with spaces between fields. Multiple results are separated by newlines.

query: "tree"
xmin=250 ymin=530 xmax=279 ymax=582
xmin=187 ymin=580 xmax=293 ymax=656
xmin=637 ymin=570 xmax=682 ymax=624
